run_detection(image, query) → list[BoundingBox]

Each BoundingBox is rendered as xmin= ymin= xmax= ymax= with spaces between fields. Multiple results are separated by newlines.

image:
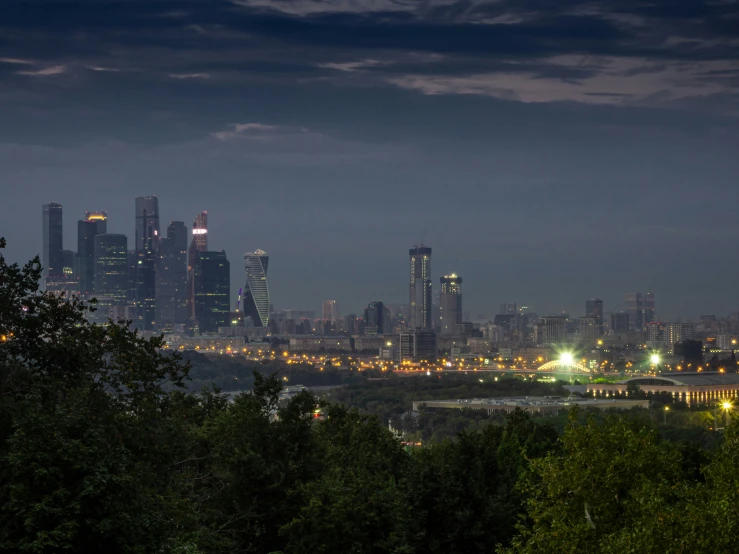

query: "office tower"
xmin=243 ymin=249 xmax=270 ymax=328
xmin=500 ymin=302 xmax=517 ymax=316
xmin=409 ymin=245 xmax=432 ymax=329
xmin=156 ymin=221 xmax=188 ymax=330
xmin=76 ymin=212 xmax=107 ymax=296
xmin=646 ymin=322 xmax=665 ymax=348
xmin=344 ymin=314 xmax=358 ymax=335
xmin=439 ymin=274 xmax=462 ymax=335
xmin=322 ymin=300 xmax=340 ymax=322
xmin=540 ymin=316 xmax=568 ymax=344
xmin=134 ymin=197 xmax=159 ymax=330
xmin=396 ymin=329 xmax=437 ymax=363
xmin=193 ymin=250 xmax=230 ymax=333
xmin=585 ymin=298 xmax=603 ymax=336
xmin=624 ymin=292 xmax=645 ymax=331
xmin=93 ymin=234 xmax=129 ymax=318
xmin=186 ymin=211 xmax=208 ymax=321
xmin=665 ymin=323 xmax=695 ymax=346
xmin=134 ymin=196 xmax=159 ymax=252
xmin=62 ymin=250 xmax=75 ymax=278
xmin=579 ymin=317 xmax=601 ymax=341
xmin=42 ymin=202 xmax=64 ymax=281
xmin=364 ymin=301 xmax=385 ymax=335
xmin=85 ymin=211 xmax=107 ymax=234
xmin=645 ymin=292 xmax=655 ymax=325
xmin=611 ymin=312 xmax=630 ymax=334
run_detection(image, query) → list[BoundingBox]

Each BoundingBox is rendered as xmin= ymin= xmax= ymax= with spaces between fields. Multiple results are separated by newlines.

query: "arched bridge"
xmin=537 ymin=360 xmax=590 ymax=372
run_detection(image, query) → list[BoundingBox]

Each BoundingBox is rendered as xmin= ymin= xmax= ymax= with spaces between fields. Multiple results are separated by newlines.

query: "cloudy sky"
xmin=2 ymin=0 xmax=739 ymax=320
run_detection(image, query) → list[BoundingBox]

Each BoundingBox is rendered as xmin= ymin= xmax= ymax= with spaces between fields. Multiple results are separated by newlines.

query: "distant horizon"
xmin=2 ymin=0 xmax=739 ymax=321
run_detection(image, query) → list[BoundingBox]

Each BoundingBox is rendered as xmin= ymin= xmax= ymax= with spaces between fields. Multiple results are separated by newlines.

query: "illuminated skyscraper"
xmin=76 ymin=211 xmax=108 ymax=296
xmin=585 ymin=298 xmax=604 ymax=335
xmin=42 ymin=202 xmax=64 ymax=281
xmin=156 ymin=221 xmax=188 ymax=329
xmin=134 ymin=197 xmax=159 ymax=330
xmin=439 ymin=274 xmax=462 ymax=335
xmin=93 ymin=234 xmax=129 ymax=317
xmin=243 ymin=249 xmax=270 ymax=327
xmin=187 ymin=211 xmax=208 ymax=322
xmin=193 ymin=250 xmax=230 ymax=333
xmin=409 ymin=245 xmax=432 ymax=329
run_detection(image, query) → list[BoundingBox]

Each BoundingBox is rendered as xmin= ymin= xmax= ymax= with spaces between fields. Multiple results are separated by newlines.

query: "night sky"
xmin=2 ymin=0 xmax=738 ymax=320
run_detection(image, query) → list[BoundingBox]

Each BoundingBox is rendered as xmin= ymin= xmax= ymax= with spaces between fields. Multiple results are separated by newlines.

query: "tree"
xmin=0 ymin=239 xmax=196 ymax=552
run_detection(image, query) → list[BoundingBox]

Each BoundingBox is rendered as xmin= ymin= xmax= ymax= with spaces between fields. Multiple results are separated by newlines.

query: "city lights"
xmin=559 ymin=352 xmax=574 ymax=366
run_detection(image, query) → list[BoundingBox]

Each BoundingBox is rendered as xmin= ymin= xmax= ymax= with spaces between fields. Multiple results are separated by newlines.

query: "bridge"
xmin=537 ymin=360 xmax=590 ymax=373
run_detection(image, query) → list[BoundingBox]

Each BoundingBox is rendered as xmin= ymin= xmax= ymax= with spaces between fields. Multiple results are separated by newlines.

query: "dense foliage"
xmin=3 ymin=240 xmax=739 ymax=553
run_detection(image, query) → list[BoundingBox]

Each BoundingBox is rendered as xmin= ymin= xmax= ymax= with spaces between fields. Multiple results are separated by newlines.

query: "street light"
xmin=651 ymin=354 xmax=661 ymax=365
xmin=663 ymin=405 xmax=669 ymax=425
xmin=560 ymin=352 xmax=574 ymax=366
xmin=723 ymin=401 xmax=732 ymax=428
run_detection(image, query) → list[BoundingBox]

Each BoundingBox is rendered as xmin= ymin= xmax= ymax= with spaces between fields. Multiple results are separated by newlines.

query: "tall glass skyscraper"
xmin=42 ymin=202 xmax=64 ymax=281
xmin=156 ymin=221 xmax=188 ymax=329
xmin=76 ymin=211 xmax=107 ymax=296
xmin=134 ymin=196 xmax=159 ymax=330
xmin=193 ymin=250 xmax=230 ymax=333
xmin=243 ymin=249 xmax=270 ymax=328
xmin=93 ymin=234 xmax=129 ymax=307
xmin=409 ymin=245 xmax=432 ymax=330
xmin=187 ymin=211 xmax=208 ymax=322
xmin=439 ymin=274 xmax=462 ymax=335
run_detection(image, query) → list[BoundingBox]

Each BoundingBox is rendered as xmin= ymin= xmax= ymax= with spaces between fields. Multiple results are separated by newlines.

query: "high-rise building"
xmin=93 ymin=234 xmax=129 ymax=316
xmin=193 ymin=250 xmax=230 ymax=334
xmin=76 ymin=211 xmax=107 ymax=296
xmin=396 ymin=329 xmax=437 ymax=363
xmin=134 ymin=197 xmax=160 ymax=330
xmin=243 ymin=249 xmax=270 ymax=328
xmin=646 ymin=321 xmax=665 ymax=348
xmin=500 ymin=302 xmax=517 ymax=316
xmin=62 ymin=250 xmax=76 ymax=279
xmin=364 ymin=301 xmax=385 ymax=335
xmin=439 ymin=274 xmax=462 ymax=335
xmin=409 ymin=245 xmax=432 ymax=330
xmin=579 ymin=316 xmax=602 ymax=341
xmin=665 ymin=323 xmax=695 ymax=346
xmin=624 ymin=292 xmax=656 ymax=331
xmin=156 ymin=221 xmax=188 ymax=330
xmin=322 ymin=300 xmax=340 ymax=322
xmin=645 ymin=292 xmax=655 ymax=325
xmin=42 ymin=202 xmax=64 ymax=281
xmin=585 ymin=298 xmax=603 ymax=336
xmin=186 ymin=212 xmax=208 ymax=321
xmin=540 ymin=316 xmax=567 ymax=344
xmin=611 ymin=312 xmax=630 ymax=334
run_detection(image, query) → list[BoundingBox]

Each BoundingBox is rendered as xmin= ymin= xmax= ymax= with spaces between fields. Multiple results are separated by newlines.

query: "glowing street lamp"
xmin=650 ymin=354 xmax=661 ymax=365
xmin=560 ymin=352 xmax=574 ymax=367
xmin=663 ymin=405 xmax=669 ymax=425
xmin=723 ymin=401 xmax=732 ymax=428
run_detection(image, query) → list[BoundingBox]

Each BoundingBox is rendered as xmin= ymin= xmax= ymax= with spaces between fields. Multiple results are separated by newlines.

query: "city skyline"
xmin=23 ymin=197 xmax=738 ymax=322
xmin=2 ymin=0 xmax=739 ymax=319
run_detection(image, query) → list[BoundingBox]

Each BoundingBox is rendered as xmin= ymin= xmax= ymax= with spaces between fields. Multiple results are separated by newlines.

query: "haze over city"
xmin=2 ymin=0 xmax=739 ymax=319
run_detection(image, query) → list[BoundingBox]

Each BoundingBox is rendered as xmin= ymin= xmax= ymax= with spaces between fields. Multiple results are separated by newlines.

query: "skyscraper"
xmin=134 ymin=197 xmax=159 ymax=330
xmin=42 ymin=202 xmax=64 ymax=281
xmin=439 ymin=274 xmax=462 ymax=335
xmin=156 ymin=221 xmax=188 ymax=330
xmin=364 ymin=301 xmax=385 ymax=335
xmin=93 ymin=234 xmax=129 ymax=315
xmin=585 ymin=298 xmax=604 ymax=335
xmin=243 ymin=249 xmax=270 ymax=328
xmin=322 ymin=300 xmax=340 ymax=322
xmin=187 ymin=211 xmax=208 ymax=322
xmin=624 ymin=292 xmax=655 ymax=331
xmin=76 ymin=211 xmax=107 ymax=296
xmin=193 ymin=250 xmax=230 ymax=333
xmin=409 ymin=245 xmax=432 ymax=330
